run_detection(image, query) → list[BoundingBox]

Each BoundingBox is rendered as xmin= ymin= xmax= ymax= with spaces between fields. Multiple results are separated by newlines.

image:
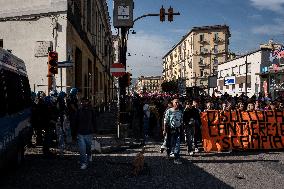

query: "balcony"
xmin=214 ymin=37 xmax=225 ymax=44
xmin=198 ymin=62 xmax=206 ymax=67
xmin=199 ymin=40 xmax=207 ymax=44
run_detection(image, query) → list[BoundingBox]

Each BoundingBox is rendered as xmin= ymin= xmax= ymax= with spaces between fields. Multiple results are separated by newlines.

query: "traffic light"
xmin=160 ymin=6 xmax=165 ymax=22
xmin=48 ymin=51 xmax=58 ymax=75
xmin=127 ymin=73 xmax=132 ymax=86
xmin=168 ymin=7 xmax=173 ymax=22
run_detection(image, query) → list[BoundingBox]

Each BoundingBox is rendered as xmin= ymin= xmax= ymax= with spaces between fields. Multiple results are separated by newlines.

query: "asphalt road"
xmin=1 ymin=140 xmax=283 ymax=189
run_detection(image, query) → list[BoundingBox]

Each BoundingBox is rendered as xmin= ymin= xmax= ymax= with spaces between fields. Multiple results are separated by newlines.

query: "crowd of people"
xmin=30 ymin=88 xmax=284 ymax=168
xmin=136 ymin=91 xmax=284 ymax=164
xmin=31 ymin=88 xmax=95 ymax=170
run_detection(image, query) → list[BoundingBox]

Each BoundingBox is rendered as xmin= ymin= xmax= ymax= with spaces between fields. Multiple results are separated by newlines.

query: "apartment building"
xmin=217 ymin=40 xmax=284 ymax=99
xmin=135 ymin=76 xmax=162 ymax=94
xmin=162 ymin=25 xmax=230 ymax=93
xmin=0 ymin=0 xmax=114 ymax=105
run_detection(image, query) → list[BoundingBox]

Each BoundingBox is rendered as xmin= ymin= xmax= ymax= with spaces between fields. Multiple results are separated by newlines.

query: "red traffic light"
xmin=48 ymin=51 xmax=58 ymax=74
xmin=168 ymin=7 xmax=173 ymax=22
xmin=160 ymin=6 xmax=165 ymax=22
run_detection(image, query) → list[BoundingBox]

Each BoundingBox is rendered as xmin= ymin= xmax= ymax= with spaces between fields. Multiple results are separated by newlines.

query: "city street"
xmin=1 ymin=138 xmax=283 ymax=189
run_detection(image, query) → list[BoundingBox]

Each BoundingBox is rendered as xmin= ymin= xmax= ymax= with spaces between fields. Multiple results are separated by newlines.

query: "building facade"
xmin=135 ymin=76 xmax=162 ymax=94
xmin=162 ymin=25 xmax=230 ymax=94
xmin=259 ymin=41 xmax=284 ymax=99
xmin=217 ymin=50 xmax=262 ymax=97
xmin=0 ymin=0 xmax=114 ymax=105
xmin=217 ymin=40 xmax=284 ymax=99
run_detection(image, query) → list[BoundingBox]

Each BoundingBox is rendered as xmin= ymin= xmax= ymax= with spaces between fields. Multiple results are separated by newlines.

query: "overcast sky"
xmin=107 ymin=0 xmax=284 ymax=78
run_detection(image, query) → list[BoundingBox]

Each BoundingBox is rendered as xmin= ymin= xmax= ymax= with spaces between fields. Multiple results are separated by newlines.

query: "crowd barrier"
xmin=201 ymin=110 xmax=284 ymax=152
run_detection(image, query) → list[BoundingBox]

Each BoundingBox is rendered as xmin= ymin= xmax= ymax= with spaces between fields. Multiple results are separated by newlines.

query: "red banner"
xmin=201 ymin=110 xmax=284 ymax=152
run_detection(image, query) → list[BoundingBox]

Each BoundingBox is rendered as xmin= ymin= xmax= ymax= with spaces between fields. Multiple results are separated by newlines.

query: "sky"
xmin=107 ymin=0 xmax=284 ymax=78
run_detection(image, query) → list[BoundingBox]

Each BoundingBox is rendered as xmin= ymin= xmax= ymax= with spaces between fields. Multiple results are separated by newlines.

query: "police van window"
xmin=0 ymin=68 xmax=7 ymax=117
xmin=5 ymin=70 xmax=21 ymax=114
xmin=21 ymin=75 xmax=31 ymax=108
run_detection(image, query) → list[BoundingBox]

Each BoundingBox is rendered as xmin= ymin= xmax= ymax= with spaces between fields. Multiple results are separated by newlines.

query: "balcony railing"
xmin=198 ymin=62 xmax=206 ymax=67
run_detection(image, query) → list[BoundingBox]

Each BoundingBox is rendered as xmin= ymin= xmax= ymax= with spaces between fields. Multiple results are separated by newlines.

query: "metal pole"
xmin=208 ymin=51 xmax=211 ymax=95
xmin=245 ymin=55 xmax=248 ymax=95
xmin=60 ymin=67 xmax=63 ymax=91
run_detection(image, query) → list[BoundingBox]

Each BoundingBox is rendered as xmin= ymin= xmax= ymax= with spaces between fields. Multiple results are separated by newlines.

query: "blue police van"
xmin=0 ymin=48 xmax=33 ymax=168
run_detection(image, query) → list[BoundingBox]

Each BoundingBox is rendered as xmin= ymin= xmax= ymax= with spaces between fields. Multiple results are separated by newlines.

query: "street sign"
xmin=58 ymin=61 xmax=73 ymax=68
xmin=110 ymin=63 xmax=125 ymax=77
xmin=113 ymin=0 xmax=134 ymax=28
xmin=224 ymin=76 xmax=236 ymax=85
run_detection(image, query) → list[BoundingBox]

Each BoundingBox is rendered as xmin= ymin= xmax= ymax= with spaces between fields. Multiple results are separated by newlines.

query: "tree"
xmin=161 ymin=80 xmax=178 ymax=94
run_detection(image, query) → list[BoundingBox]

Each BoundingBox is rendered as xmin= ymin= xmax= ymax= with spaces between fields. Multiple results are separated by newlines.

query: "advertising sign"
xmin=224 ymin=76 xmax=236 ymax=85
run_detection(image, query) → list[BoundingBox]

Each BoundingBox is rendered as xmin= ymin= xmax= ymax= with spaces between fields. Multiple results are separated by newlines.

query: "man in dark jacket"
xmin=76 ymin=97 xmax=95 ymax=170
xmin=183 ymin=101 xmax=198 ymax=155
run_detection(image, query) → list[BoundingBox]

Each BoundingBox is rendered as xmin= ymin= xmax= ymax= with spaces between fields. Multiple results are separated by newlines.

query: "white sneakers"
xmin=80 ymin=155 xmax=93 ymax=170
xmin=194 ymin=148 xmax=199 ymax=153
xmin=189 ymin=151 xmax=194 ymax=156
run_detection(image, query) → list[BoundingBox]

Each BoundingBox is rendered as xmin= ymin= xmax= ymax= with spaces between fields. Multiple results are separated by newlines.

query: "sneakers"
xmin=169 ymin=153 xmax=175 ymax=158
xmin=80 ymin=163 xmax=87 ymax=170
xmin=160 ymin=145 xmax=166 ymax=153
xmin=194 ymin=148 xmax=199 ymax=153
xmin=174 ymin=159 xmax=182 ymax=165
xmin=189 ymin=151 xmax=194 ymax=156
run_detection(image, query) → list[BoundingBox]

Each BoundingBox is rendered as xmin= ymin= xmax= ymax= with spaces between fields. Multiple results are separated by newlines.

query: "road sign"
xmin=110 ymin=63 xmax=125 ymax=77
xmin=224 ymin=76 xmax=235 ymax=85
xmin=58 ymin=61 xmax=73 ymax=68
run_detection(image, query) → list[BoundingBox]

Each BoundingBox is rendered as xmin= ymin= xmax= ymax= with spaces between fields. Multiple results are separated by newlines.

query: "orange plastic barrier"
xmin=201 ymin=110 xmax=284 ymax=152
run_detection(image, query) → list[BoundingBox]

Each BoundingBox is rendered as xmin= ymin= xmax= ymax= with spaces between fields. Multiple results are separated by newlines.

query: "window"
xmin=239 ymin=83 xmax=243 ymax=88
xmin=200 ymin=57 xmax=204 ymax=64
xmin=219 ymin=70 xmax=223 ymax=78
xmin=0 ymin=39 xmax=3 ymax=48
xmin=239 ymin=64 xmax=246 ymax=74
xmin=232 ymin=66 xmax=238 ymax=75
xmin=87 ymin=0 xmax=91 ymax=31
xmin=200 ymin=34 xmax=204 ymax=42
xmin=213 ymin=58 xmax=218 ymax=65
xmin=248 ymin=63 xmax=251 ymax=73
xmin=214 ymin=45 xmax=218 ymax=53
xmin=200 ymin=70 xmax=204 ymax=77
xmin=214 ymin=33 xmax=218 ymax=40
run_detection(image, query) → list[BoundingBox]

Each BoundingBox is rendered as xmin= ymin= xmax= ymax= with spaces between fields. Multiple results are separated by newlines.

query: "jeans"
xmin=78 ymin=134 xmax=92 ymax=165
xmin=184 ymin=125 xmax=196 ymax=152
xmin=143 ymin=117 xmax=149 ymax=143
xmin=166 ymin=128 xmax=181 ymax=159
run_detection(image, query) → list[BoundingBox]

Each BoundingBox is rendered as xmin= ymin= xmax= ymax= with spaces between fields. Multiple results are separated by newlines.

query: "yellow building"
xmin=162 ymin=25 xmax=230 ymax=92
xmin=135 ymin=76 xmax=162 ymax=93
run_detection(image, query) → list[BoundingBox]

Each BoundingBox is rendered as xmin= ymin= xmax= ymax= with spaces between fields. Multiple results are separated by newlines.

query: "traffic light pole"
xmin=119 ymin=27 xmax=127 ymax=112
xmin=133 ymin=12 xmax=180 ymax=23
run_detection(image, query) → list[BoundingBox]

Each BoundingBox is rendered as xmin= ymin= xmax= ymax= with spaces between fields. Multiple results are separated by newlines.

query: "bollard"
xmin=118 ymin=123 xmax=129 ymax=138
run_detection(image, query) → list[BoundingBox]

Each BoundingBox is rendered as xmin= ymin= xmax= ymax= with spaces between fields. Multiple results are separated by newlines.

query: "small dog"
xmin=132 ymin=147 xmax=145 ymax=176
